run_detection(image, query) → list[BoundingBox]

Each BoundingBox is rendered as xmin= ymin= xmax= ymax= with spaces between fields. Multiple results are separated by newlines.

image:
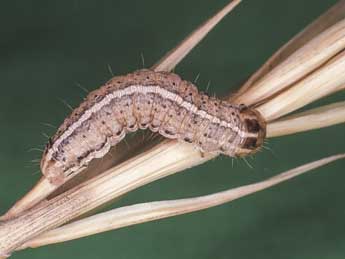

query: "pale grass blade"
xmin=232 ymin=18 xmax=345 ymax=106
xmin=257 ymin=50 xmax=345 ymax=121
xmin=267 ymin=101 xmax=345 ymax=137
xmin=232 ymin=0 xmax=345 ymax=99
xmin=153 ymin=0 xmax=241 ymax=72
xmin=19 ymin=153 xmax=345 ymax=249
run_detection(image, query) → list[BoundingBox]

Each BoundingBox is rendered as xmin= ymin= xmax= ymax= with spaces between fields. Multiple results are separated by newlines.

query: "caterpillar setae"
xmin=41 ymin=69 xmax=266 ymax=185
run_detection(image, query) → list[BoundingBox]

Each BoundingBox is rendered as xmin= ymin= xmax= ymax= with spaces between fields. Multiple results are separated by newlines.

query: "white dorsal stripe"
xmin=47 ymin=84 xmax=257 ymax=159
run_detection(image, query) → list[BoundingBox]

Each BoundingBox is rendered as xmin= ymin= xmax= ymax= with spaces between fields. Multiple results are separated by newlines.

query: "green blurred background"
xmin=1 ymin=0 xmax=345 ymax=258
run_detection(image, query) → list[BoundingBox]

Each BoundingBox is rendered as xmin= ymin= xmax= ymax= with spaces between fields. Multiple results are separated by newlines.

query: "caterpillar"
xmin=41 ymin=69 xmax=266 ymax=185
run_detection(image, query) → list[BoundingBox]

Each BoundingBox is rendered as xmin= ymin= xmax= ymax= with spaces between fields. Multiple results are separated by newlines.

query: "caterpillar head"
xmin=236 ymin=105 xmax=267 ymax=157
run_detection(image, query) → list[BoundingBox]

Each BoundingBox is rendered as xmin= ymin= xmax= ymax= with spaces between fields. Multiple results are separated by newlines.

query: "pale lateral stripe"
xmin=64 ymin=133 xmax=248 ymax=177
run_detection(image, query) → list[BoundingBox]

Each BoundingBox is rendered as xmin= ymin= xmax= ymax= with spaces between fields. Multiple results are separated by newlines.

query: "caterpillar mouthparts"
xmin=41 ymin=69 xmax=266 ymax=185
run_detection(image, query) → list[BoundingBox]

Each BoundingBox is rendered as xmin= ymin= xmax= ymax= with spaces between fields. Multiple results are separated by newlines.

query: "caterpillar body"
xmin=41 ymin=69 xmax=266 ymax=184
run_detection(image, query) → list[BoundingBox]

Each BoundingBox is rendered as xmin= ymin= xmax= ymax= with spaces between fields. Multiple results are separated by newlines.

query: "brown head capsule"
xmin=41 ymin=69 xmax=267 ymax=185
xmin=234 ymin=106 xmax=266 ymax=157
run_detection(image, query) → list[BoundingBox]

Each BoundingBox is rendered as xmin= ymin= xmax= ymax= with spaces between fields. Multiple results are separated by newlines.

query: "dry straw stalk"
xmin=18 ymin=153 xmax=345 ymax=249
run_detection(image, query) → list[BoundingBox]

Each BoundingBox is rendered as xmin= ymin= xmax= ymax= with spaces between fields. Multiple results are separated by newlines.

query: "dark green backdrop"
xmin=1 ymin=0 xmax=344 ymax=258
